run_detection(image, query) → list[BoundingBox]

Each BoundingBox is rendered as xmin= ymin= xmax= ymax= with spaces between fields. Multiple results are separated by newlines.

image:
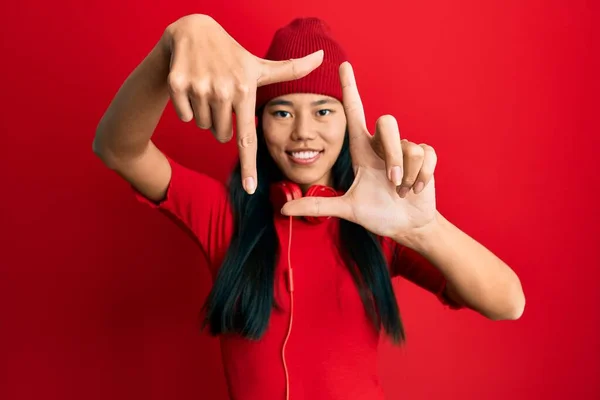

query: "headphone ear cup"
xmin=286 ymin=182 xmax=303 ymax=201
xmin=304 ymin=185 xmax=339 ymax=224
xmin=270 ymin=181 xmax=303 ymax=213
xmin=305 ymin=185 xmax=338 ymax=198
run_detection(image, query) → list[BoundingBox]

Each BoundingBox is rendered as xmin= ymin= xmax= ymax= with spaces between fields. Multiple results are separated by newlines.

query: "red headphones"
xmin=270 ymin=181 xmax=340 ymax=224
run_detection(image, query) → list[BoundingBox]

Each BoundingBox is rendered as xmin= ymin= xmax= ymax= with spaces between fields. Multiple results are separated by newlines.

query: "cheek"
xmin=263 ymin=137 xmax=281 ymax=161
xmin=326 ymin=115 xmax=347 ymax=144
xmin=262 ymin=126 xmax=286 ymax=160
xmin=324 ymin=125 xmax=347 ymax=154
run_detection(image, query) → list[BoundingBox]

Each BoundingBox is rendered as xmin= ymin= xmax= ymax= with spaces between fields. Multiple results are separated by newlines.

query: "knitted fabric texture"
xmin=256 ymin=17 xmax=348 ymax=111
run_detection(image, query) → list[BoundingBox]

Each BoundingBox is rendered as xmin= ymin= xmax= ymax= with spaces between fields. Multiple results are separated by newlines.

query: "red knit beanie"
xmin=256 ymin=17 xmax=348 ymax=111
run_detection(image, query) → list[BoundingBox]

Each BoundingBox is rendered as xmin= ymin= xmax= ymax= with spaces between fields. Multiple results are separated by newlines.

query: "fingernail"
xmin=391 ymin=166 xmax=403 ymax=186
xmin=414 ymin=182 xmax=424 ymax=194
xmin=244 ymin=177 xmax=256 ymax=195
xmin=398 ymin=186 xmax=410 ymax=198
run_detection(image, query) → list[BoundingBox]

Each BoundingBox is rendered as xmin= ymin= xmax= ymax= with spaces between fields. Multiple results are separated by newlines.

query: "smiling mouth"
xmin=286 ymin=150 xmax=323 ymax=165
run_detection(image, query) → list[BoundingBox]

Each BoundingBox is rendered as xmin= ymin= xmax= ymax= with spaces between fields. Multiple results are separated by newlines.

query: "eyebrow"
xmin=266 ymin=98 xmax=335 ymax=107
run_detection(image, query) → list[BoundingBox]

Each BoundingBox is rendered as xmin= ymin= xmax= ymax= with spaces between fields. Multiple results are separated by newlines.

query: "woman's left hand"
xmin=281 ymin=62 xmax=439 ymax=241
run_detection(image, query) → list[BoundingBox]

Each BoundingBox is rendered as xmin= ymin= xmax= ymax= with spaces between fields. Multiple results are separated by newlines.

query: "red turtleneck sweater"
xmin=133 ymin=156 xmax=461 ymax=400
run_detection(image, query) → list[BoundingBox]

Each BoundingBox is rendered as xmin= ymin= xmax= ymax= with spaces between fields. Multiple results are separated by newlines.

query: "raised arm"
xmin=93 ymin=30 xmax=173 ymax=202
xmin=93 ymin=14 xmax=325 ymax=198
xmin=92 ymin=14 xmax=326 ymax=271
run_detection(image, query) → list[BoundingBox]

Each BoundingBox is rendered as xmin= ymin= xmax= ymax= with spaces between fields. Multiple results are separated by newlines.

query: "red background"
xmin=1 ymin=0 xmax=598 ymax=399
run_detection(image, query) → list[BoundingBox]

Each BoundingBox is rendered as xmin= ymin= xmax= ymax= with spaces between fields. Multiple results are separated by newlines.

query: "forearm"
xmin=93 ymin=35 xmax=171 ymax=165
xmin=394 ymin=211 xmax=525 ymax=320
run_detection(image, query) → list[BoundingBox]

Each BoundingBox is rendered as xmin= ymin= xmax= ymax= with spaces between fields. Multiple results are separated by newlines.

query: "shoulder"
xmin=133 ymin=155 xmax=235 ymax=275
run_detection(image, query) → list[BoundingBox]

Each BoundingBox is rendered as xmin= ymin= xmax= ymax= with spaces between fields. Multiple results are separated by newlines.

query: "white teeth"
xmin=291 ymin=151 xmax=319 ymax=160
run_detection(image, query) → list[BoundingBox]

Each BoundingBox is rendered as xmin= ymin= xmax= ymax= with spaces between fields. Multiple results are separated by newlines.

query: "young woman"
xmin=93 ymin=14 xmax=525 ymax=400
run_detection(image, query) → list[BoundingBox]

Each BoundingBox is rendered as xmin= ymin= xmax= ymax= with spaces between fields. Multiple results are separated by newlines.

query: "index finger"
xmin=339 ymin=62 xmax=369 ymax=139
xmin=257 ymin=50 xmax=324 ymax=87
xmin=233 ymin=91 xmax=258 ymax=195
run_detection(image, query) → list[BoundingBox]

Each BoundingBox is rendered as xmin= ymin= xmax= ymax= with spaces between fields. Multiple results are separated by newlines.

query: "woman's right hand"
xmin=160 ymin=14 xmax=324 ymax=194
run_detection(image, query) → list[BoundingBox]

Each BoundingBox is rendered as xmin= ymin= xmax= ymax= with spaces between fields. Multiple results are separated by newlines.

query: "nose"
xmin=291 ymin=114 xmax=317 ymax=141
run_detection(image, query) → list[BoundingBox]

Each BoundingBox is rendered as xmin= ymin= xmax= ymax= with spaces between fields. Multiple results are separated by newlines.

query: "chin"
xmin=282 ymin=169 xmax=329 ymax=187
xmin=273 ymin=154 xmax=333 ymax=187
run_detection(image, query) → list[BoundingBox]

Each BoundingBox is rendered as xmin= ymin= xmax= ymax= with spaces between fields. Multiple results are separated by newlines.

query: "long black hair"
xmin=202 ymin=110 xmax=405 ymax=344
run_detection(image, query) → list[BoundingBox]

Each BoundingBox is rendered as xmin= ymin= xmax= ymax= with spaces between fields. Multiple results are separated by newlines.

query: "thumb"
xmin=280 ymin=195 xmax=352 ymax=220
xmin=257 ymin=50 xmax=324 ymax=87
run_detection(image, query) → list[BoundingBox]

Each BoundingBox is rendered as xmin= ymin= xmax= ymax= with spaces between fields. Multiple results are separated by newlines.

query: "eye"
xmin=272 ymin=110 xmax=291 ymax=118
xmin=317 ymin=109 xmax=333 ymax=116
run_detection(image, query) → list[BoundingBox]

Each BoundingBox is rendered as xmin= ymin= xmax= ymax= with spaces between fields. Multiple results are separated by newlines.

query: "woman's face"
xmin=261 ymin=93 xmax=347 ymax=192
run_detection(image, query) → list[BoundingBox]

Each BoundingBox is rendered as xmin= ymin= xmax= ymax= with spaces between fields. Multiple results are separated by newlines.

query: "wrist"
xmin=157 ymin=29 xmax=173 ymax=62
xmin=392 ymin=211 xmax=446 ymax=253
